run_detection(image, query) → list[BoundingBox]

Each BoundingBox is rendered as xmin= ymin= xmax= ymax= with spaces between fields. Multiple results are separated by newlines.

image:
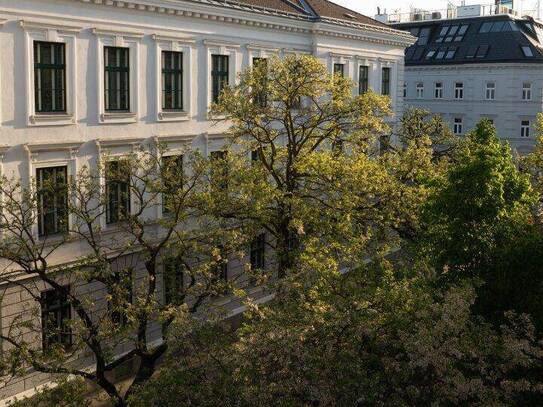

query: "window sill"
xmin=100 ymin=112 xmax=137 ymax=124
xmin=29 ymin=113 xmax=75 ymax=127
xmin=157 ymin=110 xmax=189 ymax=122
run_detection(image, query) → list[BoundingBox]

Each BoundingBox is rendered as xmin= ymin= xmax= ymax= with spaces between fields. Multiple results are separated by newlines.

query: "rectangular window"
xmin=34 ymin=41 xmax=66 ymax=113
xmin=333 ymin=63 xmax=345 ymax=77
xmin=211 ymin=55 xmax=229 ymax=104
xmin=416 ymin=83 xmax=424 ymax=99
xmin=403 ymin=82 xmax=407 ymax=98
xmin=522 ymin=82 xmax=532 ymax=101
xmin=162 ymin=51 xmax=183 ymax=111
xmin=163 ymin=257 xmax=185 ymax=305
xmin=455 ymin=82 xmax=464 ymax=99
xmin=435 ymin=82 xmax=443 ymax=99
xmin=521 ymin=120 xmax=531 ymax=138
xmin=162 ymin=155 xmax=183 ymax=215
xmin=37 ymin=166 xmax=68 ymax=237
xmin=250 ymin=233 xmax=266 ymax=270
xmin=41 ymin=287 xmax=71 ymax=350
xmin=359 ymin=65 xmax=369 ymax=94
xmin=381 ymin=67 xmax=390 ymax=96
xmin=110 ymin=269 xmax=133 ymax=326
xmin=104 ymin=47 xmax=130 ymax=111
xmin=252 ymin=57 xmax=268 ymax=108
xmin=486 ymin=82 xmax=496 ymax=100
xmin=106 ymin=161 xmax=130 ymax=224
xmin=453 ymin=117 xmax=463 ymax=135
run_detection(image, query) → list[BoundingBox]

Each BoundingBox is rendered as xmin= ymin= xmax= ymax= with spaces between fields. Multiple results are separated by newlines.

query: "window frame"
xmin=359 ymin=65 xmax=369 ymax=95
xmin=22 ymin=22 xmax=78 ymax=126
xmin=163 ymin=256 xmax=185 ymax=305
xmin=41 ymin=286 xmax=72 ymax=351
xmin=485 ymin=82 xmax=496 ymax=100
xmin=521 ymin=120 xmax=531 ymax=138
xmin=454 ymin=82 xmax=464 ymax=99
xmin=161 ymin=50 xmax=184 ymax=111
xmin=435 ymin=82 xmax=443 ymax=99
xmin=381 ymin=67 xmax=391 ymax=96
xmin=105 ymin=159 xmax=131 ymax=225
xmin=453 ymin=117 xmax=463 ymax=135
xmin=95 ymin=31 xmax=140 ymax=124
xmin=522 ymin=82 xmax=532 ymax=101
xmin=103 ymin=46 xmax=130 ymax=112
xmin=34 ymin=41 xmax=67 ymax=114
xmin=154 ymin=37 xmax=194 ymax=122
xmin=416 ymin=82 xmax=424 ymax=99
xmin=36 ymin=165 xmax=68 ymax=237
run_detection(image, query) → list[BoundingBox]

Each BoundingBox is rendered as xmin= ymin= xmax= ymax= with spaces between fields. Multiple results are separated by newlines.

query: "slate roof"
xmin=392 ymin=15 xmax=543 ymax=66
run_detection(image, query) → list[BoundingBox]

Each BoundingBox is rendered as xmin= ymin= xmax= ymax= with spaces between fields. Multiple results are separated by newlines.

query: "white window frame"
xmin=485 ymin=82 xmax=496 ymax=100
xmin=355 ymin=57 xmax=374 ymax=95
xmin=435 ymin=82 xmax=443 ymax=99
xmin=522 ymin=82 xmax=532 ymax=101
xmin=153 ymin=35 xmax=195 ymax=122
xmin=416 ymin=82 xmax=424 ymax=99
xmin=154 ymin=135 xmax=195 ymax=219
xmin=94 ymin=29 xmax=142 ymax=124
xmin=454 ymin=82 xmax=464 ymax=99
xmin=204 ymin=40 xmax=239 ymax=117
xmin=21 ymin=20 xmax=80 ymax=127
xmin=453 ymin=117 xmax=463 ymax=135
xmin=24 ymin=142 xmax=81 ymax=239
xmin=95 ymin=138 xmax=144 ymax=229
xmin=521 ymin=120 xmax=531 ymax=138
xmin=329 ymin=53 xmax=353 ymax=84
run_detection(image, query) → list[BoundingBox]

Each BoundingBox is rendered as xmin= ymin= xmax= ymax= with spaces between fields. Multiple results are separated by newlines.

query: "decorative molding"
xmin=151 ymin=33 xmax=196 ymax=44
xmin=29 ymin=113 xmax=76 ymax=126
xmin=99 ymin=112 xmax=138 ymax=123
xmin=24 ymin=141 xmax=82 ymax=161
xmin=157 ymin=111 xmax=190 ymax=121
xmin=92 ymin=27 xmax=144 ymax=38
xmin=96 ymin=137 xmax=146 ymax=149
xmin=70 ymin=0 xmax=413 ymax=46
xmin=19 ymin=18 xmax=83 ymax=33
xmin=203 ymin=39 xmax=241 ymax=49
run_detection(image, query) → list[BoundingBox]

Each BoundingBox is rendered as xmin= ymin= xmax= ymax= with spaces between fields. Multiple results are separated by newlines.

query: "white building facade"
xmin=390 ymin=6 xmax=543 ymax=154
xmin=0 ymin=0 xmax=412 ymax=402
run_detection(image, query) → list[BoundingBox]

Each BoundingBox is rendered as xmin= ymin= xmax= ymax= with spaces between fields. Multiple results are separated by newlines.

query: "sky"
xmin=332 ymin=0 xmax=451 ymax=17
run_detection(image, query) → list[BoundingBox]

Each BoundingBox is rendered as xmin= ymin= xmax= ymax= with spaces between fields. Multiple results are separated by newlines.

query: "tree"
xmin=420 ymin=119 xmax=543 ymax=328
xmin=210 ymin=54 xmax=407 ymax=281
xmin=0 ymin=146 xmax=246 ymax=406
xmin=130 ymin=264 xmax=543 ymax=407
xmin=421 ymin=119 xmax=536 ymax=277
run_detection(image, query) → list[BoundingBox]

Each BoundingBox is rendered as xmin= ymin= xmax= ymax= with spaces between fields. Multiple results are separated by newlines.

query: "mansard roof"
xmin=392 ymin=15 xmax=543 ymax=66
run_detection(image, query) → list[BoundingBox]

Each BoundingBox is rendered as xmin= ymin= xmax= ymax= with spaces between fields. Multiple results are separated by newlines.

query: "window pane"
xmin=104 ymin=47 xmax=130 ymax=111
xmin=34 ymin=42 xmax=66 ymax=113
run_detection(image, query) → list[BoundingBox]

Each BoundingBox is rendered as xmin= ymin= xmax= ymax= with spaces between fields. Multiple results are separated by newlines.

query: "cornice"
xmin=70 ymin=0 xmax=414 ymax=47
xmin=19 ymin=18 xmax=83 ymax=33
xmin=92 ymin=27 xmax=145 ymax=38
xmin=96 ymin=137 xmax=146 ymax=149
xmin=25 ymin=141 xmax=83 ymax=153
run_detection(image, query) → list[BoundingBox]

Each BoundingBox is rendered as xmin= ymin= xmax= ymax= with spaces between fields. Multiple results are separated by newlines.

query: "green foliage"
xmin=130 ymin=267 xmax=543 ymax=407
xmin=422 ymin=119 xmax=536 ymax=276
xmin=8 ymin=377 xmax=89 ymax=407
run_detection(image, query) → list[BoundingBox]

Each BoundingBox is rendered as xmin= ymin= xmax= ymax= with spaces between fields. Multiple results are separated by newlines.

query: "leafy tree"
xmin=421 ymin=119 xmax=536 ymax=277
xmin=130 ymin=265 xmax=543 ymax=407
xmin=420 ymin=119 xmax=543 ymax=328
xmin=0 ymin=147 xmax=246 ymax=406
xmin=210 ymin=55 xmax=399 ymax=280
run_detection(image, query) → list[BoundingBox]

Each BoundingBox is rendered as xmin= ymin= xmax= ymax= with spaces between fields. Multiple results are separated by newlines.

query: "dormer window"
xmin=521 ymin=46 xmax=534 ymax=57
